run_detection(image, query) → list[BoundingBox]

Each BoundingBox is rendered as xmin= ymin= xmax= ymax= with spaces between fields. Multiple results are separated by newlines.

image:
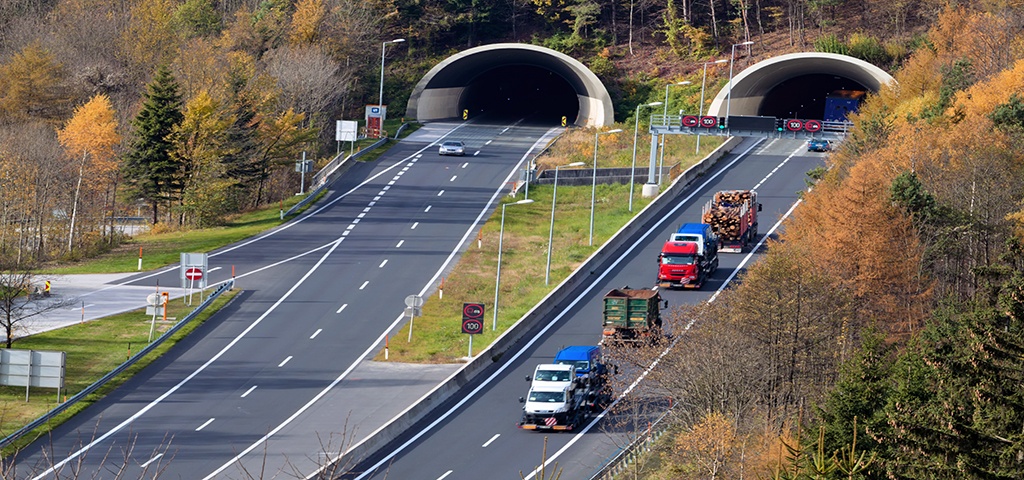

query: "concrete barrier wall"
xmin=334 ymin=135 xmax=744 ymax=471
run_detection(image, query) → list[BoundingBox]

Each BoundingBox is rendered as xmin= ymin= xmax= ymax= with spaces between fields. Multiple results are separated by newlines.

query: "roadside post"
xmin=405 ymin=295 xmax=423 ymax=342
xmin=462 ymin=303 xmax=485 ymax=357
xmin=180 ymin=253 xmax=208 ymax=305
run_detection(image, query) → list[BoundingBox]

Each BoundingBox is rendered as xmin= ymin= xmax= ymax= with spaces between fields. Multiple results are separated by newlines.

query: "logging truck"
xmin=702 ymin=190 xmax=762 ymax=253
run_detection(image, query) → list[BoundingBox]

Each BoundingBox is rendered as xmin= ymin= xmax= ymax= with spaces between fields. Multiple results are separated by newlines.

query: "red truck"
xmin=702 ymin=190 xmax=761 ymax=253
xmin=657 ymin=241 xmax=716 ymax=289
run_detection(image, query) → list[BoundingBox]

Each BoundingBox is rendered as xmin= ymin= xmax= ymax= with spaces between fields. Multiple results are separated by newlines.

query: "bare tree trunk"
xmin=612 ymin=0 xmax=617 ymax=46
xmin=710 ymin=0 xmax=719 ymax=49
xmin=67 ymin=151 xmax=86 ymax=253
xmin=629 ymin=0 xmax=635 ymax=54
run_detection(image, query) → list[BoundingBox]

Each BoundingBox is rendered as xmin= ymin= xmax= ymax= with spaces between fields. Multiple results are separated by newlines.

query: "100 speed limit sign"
xmin=462 ymin=303 xmax=485 ymax=334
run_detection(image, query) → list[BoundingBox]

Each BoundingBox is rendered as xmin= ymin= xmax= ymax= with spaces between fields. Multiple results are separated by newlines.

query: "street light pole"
xmin=658 ymin=82 xmax=690 ymax=184
xmin=696 ymin=59 xmax=728 ymax=154
xmin=726 ymin=41 xmax=754 ymax=130
xmin=379 ymin=38 xmax=406 ymax=108
xmin=629 ymin=102 xmax=661 ymax=212
xmin=494 ymin=198 xmax=534 ymax=331
xmin=546 ymin=161 xmax=586 ymax=285
xmin=591 ymin=128 xmax=623 ymax=246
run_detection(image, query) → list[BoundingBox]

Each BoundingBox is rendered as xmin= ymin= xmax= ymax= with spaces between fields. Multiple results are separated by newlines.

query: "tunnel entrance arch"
xmin=406 ymin=43 xmax=614 ymax=127
xmin=705 ymin=52 xmax=895 ymax=119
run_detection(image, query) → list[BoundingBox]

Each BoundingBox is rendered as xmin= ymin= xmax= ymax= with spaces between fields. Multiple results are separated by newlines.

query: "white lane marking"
xmin=140 ymin=453 xmax=163 ymax=468
xmin=359 ymin=281 xmax=369 ymax=290
xmin=437 ymin=471 xmax=453 ymax=480
xmin=208 ymin=267 xmax=222 ymax=273
xmin=278 ymin=356 xmax=292 ymax=367
xmin=374 ymin=196 xmax=381 ymax=201
xmin=310 ymin=329 xmax=322 ymax=339
xmin=368 ymin=202 xmax=376 ymax=207
xmin=353 ymin=218 xmax=360 ymax=224
xmin=424 ymin=205 xmax=432 ymax=213
xmin=241 ymin=385 xmax=257 ymax=398
xmin=396 ymin=240 xmax=405 ymax=248
xmin=196 ymin=418 xmax=214 ymax=431
xmin=450 ymin=176 xmax=457 ymax=182
xmin=485 ymin=140 xmax=492 ymax=145
xmin=346 ymin=224 xmax=354 ymax=230
xmin=501 ymin=127 xmax=509 ymax=133
xmin=752 ymin=144 xmax=804 ymax=190
xmin=337 ymin=304 xmax=347 ymax=313
xmin=437 ymin=190 xmax=445 ymax=196
xmin=462 ymin=163 xmax=468 ymax=168
xmin=482 ymin=434 xmax=500 ymax=447
xmin=388 ymin=181 xmax=395 ymax=185
xmin=342 ymin=231 xmax=350 ymax=236
xmin=473 ymin=151 xmax=480 ymax=156
xmin=378 ymin=191 xmax=387 ymax=196
xmin=363 ymin=207 xmax=371 ymax=212
xmin=352 ymin=138 xmax=771 ymax=480
xmin=411 ymin=222 xmax=419 ymax=229
xmin=379 ymin=259 xmax=388 ymax=268
xmin=383 ymin=185 xmax=390 ymax=191
xmin=357 ymin=213 xmax=365 ymax=218
xmin=251 ymin=124 xmax=560 ymax=480
xmin=70 ymin=304 xmax=96 ymax=310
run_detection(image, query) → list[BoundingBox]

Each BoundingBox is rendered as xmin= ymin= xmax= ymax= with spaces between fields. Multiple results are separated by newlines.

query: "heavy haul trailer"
xmin=518 ymin=347 xmax=612 ymax=431
xmin=702 ymin=190 xmax=761 ymax=253
xmin=601 ymin=288 xmax=663 ymax=344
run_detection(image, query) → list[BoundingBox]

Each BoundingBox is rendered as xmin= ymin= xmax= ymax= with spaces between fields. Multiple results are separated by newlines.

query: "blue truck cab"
xmin=669 ymin=223 xmax=719 ymax=258
xmin=554 ymin=346 xmax=605 ymax=382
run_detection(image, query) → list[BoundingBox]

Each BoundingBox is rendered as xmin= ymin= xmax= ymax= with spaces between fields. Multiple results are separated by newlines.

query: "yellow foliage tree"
xmin=0 ymin=43 xmax=72 ymax=124
xmin=289 ymin=0 xmax=327 ymax=46
xmin=675 ymin=411 xmax=738 ymax=479
xmin=173 ymin=90 xmax=236 ymax=227
xmin=57 ymin=93 xmax=120 ymax=252
xmin=120 ymin=0 xmax=178 ymax=79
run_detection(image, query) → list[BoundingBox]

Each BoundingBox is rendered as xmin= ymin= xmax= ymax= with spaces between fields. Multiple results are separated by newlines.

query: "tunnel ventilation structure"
xmin=406 ymin=43 xmax=614 ymax=127
xmin=705 ymin=52 xmax=895 ymax=120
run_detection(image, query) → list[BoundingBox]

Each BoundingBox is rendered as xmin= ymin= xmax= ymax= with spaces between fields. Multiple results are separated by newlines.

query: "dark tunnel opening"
xmin=459 ymin=65 xmax=580 ymax=125
xmin=758 ymin=74 xmax=869 ymax=120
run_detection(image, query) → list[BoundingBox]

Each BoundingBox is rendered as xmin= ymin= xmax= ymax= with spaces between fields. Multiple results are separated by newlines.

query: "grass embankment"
xmin=376 ymin=131 xmax=724 ymax=362
xmin=0 ymin=289 xmax=239 ymax=455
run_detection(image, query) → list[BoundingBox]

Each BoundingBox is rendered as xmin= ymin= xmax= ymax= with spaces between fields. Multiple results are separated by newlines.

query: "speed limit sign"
xmin=786 ymin=119 xmax=804 ymax=131
xmin=462 ymin=303 xmax=485 ymax=334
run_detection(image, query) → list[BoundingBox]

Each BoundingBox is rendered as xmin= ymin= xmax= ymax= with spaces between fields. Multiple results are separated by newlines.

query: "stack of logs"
xmin=702 ymin=190 xmax=753 ymax=240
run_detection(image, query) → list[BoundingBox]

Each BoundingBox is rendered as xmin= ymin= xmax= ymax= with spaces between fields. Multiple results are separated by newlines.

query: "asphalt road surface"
xmin=14 ymin=120 xmax=562 ymax=479
xmin=343 ymin=138 xmax=826 ymax=480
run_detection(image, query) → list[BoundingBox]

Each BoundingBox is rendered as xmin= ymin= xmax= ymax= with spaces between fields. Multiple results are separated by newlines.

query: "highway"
xmin=343 ymin=138 xmax=825 ymax=480
xmin=15 ymin=121 xmax=562 ymax=479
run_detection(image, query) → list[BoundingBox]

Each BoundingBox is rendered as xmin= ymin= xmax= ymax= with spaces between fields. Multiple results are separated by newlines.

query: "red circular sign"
xmin=682 ymin=115 xmax=699 ymax=127
xmin=803 ymin=120 xmax=822 ymax=132
xmin=699 ymin=116 xmax=718 ymax=128
xmin=786 ymin=119 xmax=803 ymax=131
xmin=462 ymin=318 xmax=484 ymax=334
xmin=185 ymin=268 xmax=203 ymax=280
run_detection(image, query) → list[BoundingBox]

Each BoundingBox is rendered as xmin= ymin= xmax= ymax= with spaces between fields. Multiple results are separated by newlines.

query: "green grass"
xmin=0 ymin=288 xmax=240 ymax=455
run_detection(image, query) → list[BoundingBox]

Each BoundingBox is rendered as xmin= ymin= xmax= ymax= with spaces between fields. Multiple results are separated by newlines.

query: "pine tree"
xmin=122 ymin=65 xmax=184 ymax=224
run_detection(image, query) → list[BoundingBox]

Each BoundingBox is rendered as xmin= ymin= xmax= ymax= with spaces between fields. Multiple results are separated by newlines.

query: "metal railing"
xmin=0 ymin=280 xmax=235 ymax=451
xmin=289 ymin=136 xmax=393 ymax=217
xmin=589 ymin=405 xmax=676 ymax=479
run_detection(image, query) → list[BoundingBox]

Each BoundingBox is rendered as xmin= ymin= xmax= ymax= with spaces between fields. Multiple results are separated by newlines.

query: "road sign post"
xmin=462 ymin=303 xmax=485 ymax=357
xmin=180 ymin=253 xmax=208 ymax=305
xmin=405 ymin=295 xmax=424 ymax=341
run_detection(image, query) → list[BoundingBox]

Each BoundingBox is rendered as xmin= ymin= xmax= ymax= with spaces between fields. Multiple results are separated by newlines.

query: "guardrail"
xmin=589 ymin=406 xmax=675 ymax=479
xmin=327 ymin=136 xmax=744 ymax=472
xmin=0 ymin=280 xmax=235 ymax=451
xmin=511 ymin=127 xmax=568 ymax=195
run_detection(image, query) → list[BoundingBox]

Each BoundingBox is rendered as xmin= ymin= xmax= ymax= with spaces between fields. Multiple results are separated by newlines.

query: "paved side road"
xmin=14 ymin=273 xmax=189 ymax=340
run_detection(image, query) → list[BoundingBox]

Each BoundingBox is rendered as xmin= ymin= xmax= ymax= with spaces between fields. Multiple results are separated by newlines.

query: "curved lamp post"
xmin=379 ymin=39 xmax=406 ymax=108
xmin=546 ymin=161 xmax=586 ymax=285
xmin=590 ymin=128 xmax=623 ymax=246
xmin=494 ymin=198 xmax=534 ymax=330
xmin=696 ymin=59 xmax=729 ymax=154
xmin=726 ymin=41 xmax=754 ymax=129
xmin=629 ymin=102 xmax=662 ymax=212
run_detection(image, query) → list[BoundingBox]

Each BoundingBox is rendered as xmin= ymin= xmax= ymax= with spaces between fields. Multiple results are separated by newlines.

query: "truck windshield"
xmin=556 ymin=360 xmax=589 ymax=371
xmin=535 ymin=371 xmax=571 ymax=382
xmin=528 ymin=391 xmax=565 ymax=402
xmin=662 ymin=254 xmax=696 ymax=265
xmin=675 ymin=234 xmax=699 ymax=243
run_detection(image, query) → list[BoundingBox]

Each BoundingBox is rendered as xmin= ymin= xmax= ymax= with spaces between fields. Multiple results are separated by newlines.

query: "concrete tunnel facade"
xmin=405 ymin=43 xmax=615 ymax=127
xmin=706 ymin=52 xmax=896 ymax=119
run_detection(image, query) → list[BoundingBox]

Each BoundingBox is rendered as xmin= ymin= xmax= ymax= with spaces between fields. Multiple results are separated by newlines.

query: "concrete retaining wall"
xmin=334 ymin=136 xmax=744 ymax=471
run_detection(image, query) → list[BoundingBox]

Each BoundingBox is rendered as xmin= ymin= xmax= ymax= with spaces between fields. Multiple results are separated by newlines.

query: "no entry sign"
xmin=185 ymin=268 xmax=203 ymax=281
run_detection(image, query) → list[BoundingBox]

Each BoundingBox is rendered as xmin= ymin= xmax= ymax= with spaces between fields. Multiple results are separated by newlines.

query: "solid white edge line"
xmin=349 ymin=138 xmax=768 ymax=480
xmin=31 ymin=236 xmax=349 ymax=480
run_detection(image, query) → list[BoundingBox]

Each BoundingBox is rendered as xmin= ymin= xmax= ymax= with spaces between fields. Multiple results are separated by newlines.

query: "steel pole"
xmin=493 ymin=204 xmax=507 ymax=331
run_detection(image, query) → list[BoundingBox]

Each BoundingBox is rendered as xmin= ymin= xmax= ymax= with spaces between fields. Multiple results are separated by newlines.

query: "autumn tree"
xmin=122 ymin=65 xmax=184 ymax=225
xmin=674 ymin=411 xmax=741 ymax=479
xmin=289 ymin=0 xmax=327 ymax=46
xmin=172 ymin=91 xmax=236 ymax=227
xmin=0 ymin=43 xmax=72 ymax=125
xmin=250 ymin=109 xmax=318 ymax=206
xmin=120 ymin=0 xmax=179 ymax=81
xmin=57 ymin=94 xmax=120 ymax=253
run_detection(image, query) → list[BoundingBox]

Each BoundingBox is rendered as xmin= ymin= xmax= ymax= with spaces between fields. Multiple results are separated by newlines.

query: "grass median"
xmin=0 ymin=288 xmax=240 ymax=455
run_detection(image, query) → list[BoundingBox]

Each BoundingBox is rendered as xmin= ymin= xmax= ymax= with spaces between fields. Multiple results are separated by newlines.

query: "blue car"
xmin=807 ymin=140 xmax=832 ymax=152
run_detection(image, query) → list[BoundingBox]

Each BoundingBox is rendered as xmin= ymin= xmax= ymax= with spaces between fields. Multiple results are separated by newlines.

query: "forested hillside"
xmin=612 ymin=6 xmax=1024 ymax=479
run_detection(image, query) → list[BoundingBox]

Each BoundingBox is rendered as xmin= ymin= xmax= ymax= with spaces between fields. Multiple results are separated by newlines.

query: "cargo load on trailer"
xmin=518 ymin=346 xmax=611 ymax=431
xmin=601 ymin=288 xmax=663 ymax=343
xmin=702 ymin=190 xmax=761 ymax=253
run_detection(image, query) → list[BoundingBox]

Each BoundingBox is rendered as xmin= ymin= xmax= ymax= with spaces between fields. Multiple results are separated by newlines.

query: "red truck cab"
xmin=658 ymin=241 xmax=706 ymax=289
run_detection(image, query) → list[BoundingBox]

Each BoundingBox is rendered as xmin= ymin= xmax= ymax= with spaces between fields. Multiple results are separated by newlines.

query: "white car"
xmin=439 ymin=140 xmax=466 ymax=156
